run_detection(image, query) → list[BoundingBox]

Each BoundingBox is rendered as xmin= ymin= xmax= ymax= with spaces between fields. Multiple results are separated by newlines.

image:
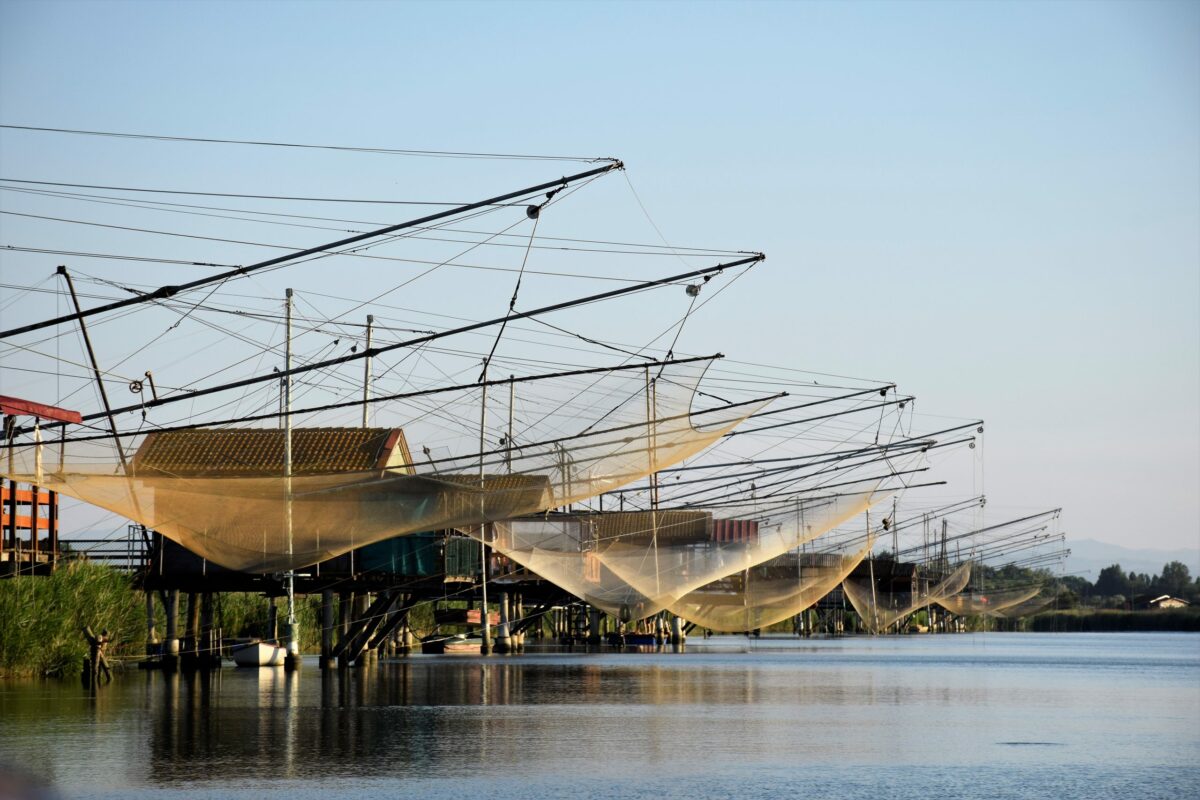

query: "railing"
xmin=58 ymin=525 xmax=150 ymax=572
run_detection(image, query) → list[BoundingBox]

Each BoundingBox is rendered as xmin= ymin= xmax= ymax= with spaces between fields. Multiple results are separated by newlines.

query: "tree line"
xmin=1057 ymin=560 xmax=1197 ymax=609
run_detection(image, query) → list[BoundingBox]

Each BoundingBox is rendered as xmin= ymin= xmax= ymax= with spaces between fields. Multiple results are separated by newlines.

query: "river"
xmin=1 ymin=632 xmax=1196 ymax=799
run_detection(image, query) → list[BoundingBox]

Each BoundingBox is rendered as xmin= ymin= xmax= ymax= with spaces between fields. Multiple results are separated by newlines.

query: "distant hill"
xmin=1064 ymin=538 xmax=1200 ymax=582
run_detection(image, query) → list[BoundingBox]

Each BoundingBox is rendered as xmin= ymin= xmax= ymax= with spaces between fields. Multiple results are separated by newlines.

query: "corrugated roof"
xmin=131 ymin=428 xmax=410 ymax=477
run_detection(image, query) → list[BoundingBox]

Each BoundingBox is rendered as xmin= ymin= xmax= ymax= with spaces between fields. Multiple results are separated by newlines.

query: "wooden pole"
xmin=30 ymin=484 xmax=39 ymax=565
xmin=5 ymin=480 xmax=16 ymax=553
xmin=163 ymin=589 xmax=179 ymax=672
xmin=200 ymin=592 xmax=215 ymax=669
xmin=145 ymin=591 xmax=158 ymax=659
xmin=184 ymin=592 xmax=200 ymax=670
xmin=337 ymin=591 xmax=351 ymax=669
xmin=479 ymin=376 xmax=491 ymax=656
xmin=496 ymin=592 xmax=511 ymax=653
xmin=362 ymin=315 xmax=373 ymax=428
xmin=321 ymin=589 xmax=335 ymax=670
xmin=48 ymin=490 xmax=58 ymax=569
xmin=284 ymin=289 xmax=300 ymax=671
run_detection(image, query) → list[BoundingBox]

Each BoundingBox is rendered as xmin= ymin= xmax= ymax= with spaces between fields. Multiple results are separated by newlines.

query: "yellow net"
xmin=478 ymin=483 xmax=887 ymax=622
xmin=935 ymin=584 xmax=1042 ymax=617
xmin=842 ymin=561 xmax=972 ymax=633
xmin=2 ymin=362 xmax=765 ymax=572
xmin=995 ymin=590 xmax=1054 ymax=618
xmin=667 ymin=535 xmax=873 ymax=632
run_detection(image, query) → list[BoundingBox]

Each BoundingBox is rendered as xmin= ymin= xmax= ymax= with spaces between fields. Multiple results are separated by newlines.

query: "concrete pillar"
xmin=145 ymin=591 xmax=158 ymax=659
xmin=400 ymin=611 xmax=415 ymax=656
xmin=320 ymin=590 xmax=335 ymax=670
xmin=670 ymin=615 xmax=684 ymax=646
xmin=587 ymin=607 xmax=602 ymax=647
xmin=280 ymin=594 xmax=300 ymax=671
xmin=513 ymin=594 xmax=525 ymax=652
xmin=181 ymin=592 xmax=200 ymax=670
xmin=495 ymin=592 xmax=512 ymax=653
xmin=163 ymin=589 xmax=180 ymax=672
xmin=385 ymin=627 xmax=397 ymax=658
xmin=199 ymin=592 xmax=216 ymax=670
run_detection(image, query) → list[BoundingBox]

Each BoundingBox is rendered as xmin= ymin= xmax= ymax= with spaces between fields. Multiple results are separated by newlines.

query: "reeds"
xmin=0 ymin=560 xmax=143 ymax=678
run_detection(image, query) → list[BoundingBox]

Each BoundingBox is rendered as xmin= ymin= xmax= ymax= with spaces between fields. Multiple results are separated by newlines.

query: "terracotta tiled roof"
xmin=586 ymin=510 xmax=713 ymax=544
xmin=131 ymin=428 xmax=411 ymax=477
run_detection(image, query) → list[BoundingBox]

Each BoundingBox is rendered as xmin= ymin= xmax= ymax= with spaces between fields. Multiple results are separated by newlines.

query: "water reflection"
xmin=136 ymin=656 xmax=790 ymax=784
xmin=0 ymin=634 xmax=1196 ymax=798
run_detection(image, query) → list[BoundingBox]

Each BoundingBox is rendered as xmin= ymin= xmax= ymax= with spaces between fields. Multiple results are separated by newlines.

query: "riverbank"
xmin=1027 ymin=607 xmax=1200 ymax=632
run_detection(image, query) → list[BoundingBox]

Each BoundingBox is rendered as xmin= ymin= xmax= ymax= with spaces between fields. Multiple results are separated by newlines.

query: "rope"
xmin=480 ymin=207 xmax=542 ymax=381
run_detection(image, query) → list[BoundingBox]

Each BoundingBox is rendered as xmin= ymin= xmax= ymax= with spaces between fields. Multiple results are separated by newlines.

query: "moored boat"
xmin=231 ymin=641 xmax=287 ymax=667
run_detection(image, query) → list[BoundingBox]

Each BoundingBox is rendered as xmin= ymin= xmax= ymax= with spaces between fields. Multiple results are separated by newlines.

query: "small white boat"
xmin=231 ymin=641 xmax=287 ymax=667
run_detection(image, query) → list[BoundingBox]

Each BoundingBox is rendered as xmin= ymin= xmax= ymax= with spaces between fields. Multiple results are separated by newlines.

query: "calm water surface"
xmin=1 ymin=633 xmax=1197 ymax=799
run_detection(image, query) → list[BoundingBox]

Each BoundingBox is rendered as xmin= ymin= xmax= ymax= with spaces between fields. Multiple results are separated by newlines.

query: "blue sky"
xmin=1 ymin=0 xmax=1197 ymax=553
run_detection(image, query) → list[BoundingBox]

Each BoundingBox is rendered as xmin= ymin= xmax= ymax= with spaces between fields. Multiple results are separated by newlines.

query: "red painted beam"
xmin=0 ymin=395 xmax=82 ymax=424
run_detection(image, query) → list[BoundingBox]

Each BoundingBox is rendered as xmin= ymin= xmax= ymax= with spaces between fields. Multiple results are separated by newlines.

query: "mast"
xmin=58 ymin=265 xmax=154 ymax=557
xmin=54 ymin=256 xmax=760 ymax=430
xmin=284 ymin=288 xmax=299 ymax=669
xmin=646 ymin=367 xmax=661 ymax=598
xmin=891 ymin=497 xmax=898 ymax=559
xmin=4 ymin=162 xmax=624 ymax=340
xmin=940 ymin=518 xmax=948 ymax=574
xmin=867 ymin=509 xmax=879 ymax=634
xmin=506 ymin=376 xmax=514 ymax=473
xmin=56 ymin=267 xmax=128 ymax=470
xmin=924 ymin=513 xmax=932 ymax=633
xmin=362 ymin=314 xmax=373 ymax=429
xmin=479 ymin=369 xmax=491 ymax=655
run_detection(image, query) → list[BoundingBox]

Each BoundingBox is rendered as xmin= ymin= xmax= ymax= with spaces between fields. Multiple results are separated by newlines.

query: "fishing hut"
xmin=124 ymin=424 xmax=571 ymax=670
xmin=1 ymin=480 xmax=60 ymax=577
xmin=1 ymin=396 xmax=79 ymax=577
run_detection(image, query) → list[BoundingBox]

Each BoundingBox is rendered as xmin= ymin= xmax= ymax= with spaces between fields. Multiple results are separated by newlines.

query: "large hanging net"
xmin=667 ymin=534 xmax=873 ymax=632
xmin=842 ymin=561 xmax=972 ymax=633
xmin=478 ymin=482 xmax=887 ymax=622
xmin=2 ymin=361 xmax=765 ymax=572
xmin=935 ymin=584 xmax=1042 ymax=617
xmin=994 ymin=588 xmax=1053 ymax=618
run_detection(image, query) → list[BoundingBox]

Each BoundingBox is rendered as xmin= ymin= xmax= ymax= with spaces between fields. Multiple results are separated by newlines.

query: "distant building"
xmin=1145 ymin=595 xmax=1191 ymax=610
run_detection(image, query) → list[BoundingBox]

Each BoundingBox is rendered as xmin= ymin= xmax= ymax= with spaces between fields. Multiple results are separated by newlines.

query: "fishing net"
xmin=667 ymin=535 xmax=873 ymax=632
xmin=995 ymin=590 xmax=1054 ymax=618
xmin=935 ymin=584 xmax=1042 ymax=617
xmin=477 ymin=483 xmax=887 ymax=622
xmin=2 ymin=361 xmax=765 ymax=572
xmin=842 ymin=561 xmax=972 ymax=633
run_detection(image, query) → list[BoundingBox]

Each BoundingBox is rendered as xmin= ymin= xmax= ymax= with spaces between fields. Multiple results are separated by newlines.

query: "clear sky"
xmin=1 ymin=0 xmax=1197 ymax=552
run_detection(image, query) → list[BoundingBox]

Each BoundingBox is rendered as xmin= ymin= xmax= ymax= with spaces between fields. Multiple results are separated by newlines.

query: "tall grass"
xmin=0 ymin=560 xmax=143 ymax=678
xmin=0 ymin=563 xmax=491 ymax=679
